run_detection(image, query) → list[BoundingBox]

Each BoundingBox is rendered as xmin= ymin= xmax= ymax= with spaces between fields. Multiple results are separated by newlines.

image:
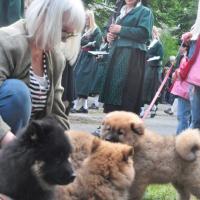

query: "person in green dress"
xmin=99 ymin=0 xmax=154 ymax=114
xmin=72 ymin=10 xmax=102 ymax=113
xmin=89 ymin=36 xmax=109 ymax=110
xmin=0 ymin=0 xmax=24 ymax=27
xmin=140 ymin=26 xmax=164 ymax=118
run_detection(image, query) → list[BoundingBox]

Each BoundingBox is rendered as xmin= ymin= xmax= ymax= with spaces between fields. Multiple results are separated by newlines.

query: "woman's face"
xmin=152 ymin=29 xmax=158 ymax=39
xmin=85 ymin=15 xmax=90 ymax=27
xmin=125 ymin=0 xmax=138 ymax=7
xmin=62 ymin=14 xmax=76 ymax=42
xmin=61 ymin=25 xmax=75 ymax=42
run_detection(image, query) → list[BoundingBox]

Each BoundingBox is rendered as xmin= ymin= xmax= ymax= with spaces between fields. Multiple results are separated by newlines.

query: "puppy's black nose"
xmin=68 ymin=173 xmax=76 ymax=183
xmin=105 ymin=133 xmax=119 ymax=143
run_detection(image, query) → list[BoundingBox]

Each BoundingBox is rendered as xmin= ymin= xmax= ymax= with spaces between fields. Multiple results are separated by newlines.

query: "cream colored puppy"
xmin=101 ymin=111 xmax=200 ymax=200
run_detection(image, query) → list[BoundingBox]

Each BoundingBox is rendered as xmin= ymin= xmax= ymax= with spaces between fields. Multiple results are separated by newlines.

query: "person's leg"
xmin=176 ymin=97 xmax=191 ymax=134
xmin=139 ymin=106 xmax=145 ymax=118
xmin=89 ymin=95 xmax=99 ymax=110
xmin=0 ymin=79 xmax=32 ymax=134
xmin=71 ymin=98 xmax=79 ymax=113
xmin=171 ymin=98 xmax=178 ymax=115
xmin=82 ymin=98 xmax=88 ymax=110
xmin=93 ymin=95 xmax=99 ymax=108
xmin=190 ymin=86 xmax=200 ymax=129
xmin=77 ymin=97 xmax=88 ymax=113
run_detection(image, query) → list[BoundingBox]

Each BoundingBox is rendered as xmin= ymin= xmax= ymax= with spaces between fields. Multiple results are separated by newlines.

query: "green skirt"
xmin=99 ymin=47 xmax=146 ymax=114
xmin=90 ymin=56 xmax=107 ymax=95
xmin=74 ymin=51 xmax=96 ymax=97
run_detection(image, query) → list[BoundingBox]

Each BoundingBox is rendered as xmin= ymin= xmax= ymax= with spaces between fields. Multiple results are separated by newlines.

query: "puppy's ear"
xmin=91 ymin=138 xmax=101 ymax=154
xmin=26 ymin=115 xmax=60 ymax=142
xmin=130 ymin=122 xmax=144 ymax=135
xmin=26 ymin=120 xmax=45 ymax=143
xmin=122 ymin=146 xmax=133 ymax=162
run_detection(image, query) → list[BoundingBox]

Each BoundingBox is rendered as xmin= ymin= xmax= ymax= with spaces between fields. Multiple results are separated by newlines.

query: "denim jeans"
xmin=190 ymin=86 xmax=200 ymax=129
xmin=188 ymin=41 xmax=196 ymax=58
xmin=176 ymin=97 xmax=191 ymax=134
xmin=0 ymin=79 xmax=32 ymax=134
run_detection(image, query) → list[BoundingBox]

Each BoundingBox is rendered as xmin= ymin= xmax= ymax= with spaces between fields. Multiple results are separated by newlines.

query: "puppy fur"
xmin=0 ymin=116 xmax=75 ymax=200
xmin=56 ymin=137 xmax=135 ymax=200
xmin=66 ymin=130 xmax=95 ymax=170
xmin=101 ymin=111 xmax=200 ymax=200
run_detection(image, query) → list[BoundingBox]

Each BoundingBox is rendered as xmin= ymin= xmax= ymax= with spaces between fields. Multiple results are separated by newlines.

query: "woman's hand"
xmin=174 ymin=69 xmax=182 ymax=81
xmin=109 ymin=24 xmax=122 ymax=34
xmin=172 ymin=72 xmax=176 ymax=83
xmin=107 ymin=32 xmax=117 ymax=43
xmin=1 ymin=131 xmax=16 ymax=148
xmin=181 ymin=32 xmax=192 ymax=43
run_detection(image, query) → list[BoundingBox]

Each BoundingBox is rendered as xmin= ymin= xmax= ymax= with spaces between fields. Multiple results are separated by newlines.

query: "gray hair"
xmin=25 ymin=0 xmax=85 ymax=49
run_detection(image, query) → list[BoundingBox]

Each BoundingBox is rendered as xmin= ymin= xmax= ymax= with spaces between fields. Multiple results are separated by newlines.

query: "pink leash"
xmin=142 ymin=64 xmax=174 ymax=120
xmin=142 ymin=42 xmax=184 ymax=120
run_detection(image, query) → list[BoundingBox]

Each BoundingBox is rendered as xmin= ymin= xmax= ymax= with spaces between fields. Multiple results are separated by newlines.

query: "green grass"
xmin=143 ymin=184 xmax=197 ymax=200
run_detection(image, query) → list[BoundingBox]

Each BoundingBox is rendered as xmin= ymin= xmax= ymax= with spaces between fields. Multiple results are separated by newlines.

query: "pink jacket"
xmin=171 ymin=56 xmax=190 ymax=99
xmin=180 ymin=36 xmax=200 ymax=87
xmin=186 ymin=44 xmax=200 ymax=86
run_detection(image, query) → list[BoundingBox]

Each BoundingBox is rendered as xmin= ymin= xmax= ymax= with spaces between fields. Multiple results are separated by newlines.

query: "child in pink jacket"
xmin=171 ymin=44 xmax=191 ymax=134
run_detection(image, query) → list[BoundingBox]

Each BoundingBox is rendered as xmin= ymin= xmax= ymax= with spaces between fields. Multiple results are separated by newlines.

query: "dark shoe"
xmin=150 ymin=106 xmax=157 ymax=118
xmin=70 ymin=108 xmax=77 ymax=113
xmin=164 ymin=108 xmax=173 ymax=115
xmin=77 ymin=107 xmax=88 ymax=113
xmin=150 ymin=110 xmax=156 ymax=118
xmin=89 ymin=103 xmax=99 ymax=110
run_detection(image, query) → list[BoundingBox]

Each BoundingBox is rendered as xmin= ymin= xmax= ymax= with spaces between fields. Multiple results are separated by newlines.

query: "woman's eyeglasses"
xmin=61 ymin=31 xmax=78 ymax=41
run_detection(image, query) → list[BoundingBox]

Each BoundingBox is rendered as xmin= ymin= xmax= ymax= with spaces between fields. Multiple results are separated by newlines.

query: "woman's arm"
xmin=181 ymin=32 xmax=193 ymax=43
xmin=0 ymin=131 xmax=16 ymax=148
xmin=110 ymin=8 xmax=153 ymax=42
xmin=50 ymin=51 xmax=70 ymax=130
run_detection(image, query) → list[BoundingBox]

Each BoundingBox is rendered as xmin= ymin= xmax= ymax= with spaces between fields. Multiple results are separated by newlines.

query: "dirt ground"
xmin=69 ymin=102 xmax=177 ymax=136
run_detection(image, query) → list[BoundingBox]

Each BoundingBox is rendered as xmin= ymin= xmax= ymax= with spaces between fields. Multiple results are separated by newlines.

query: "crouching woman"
xmin=0 ymin=0 xmax=85 ymax=146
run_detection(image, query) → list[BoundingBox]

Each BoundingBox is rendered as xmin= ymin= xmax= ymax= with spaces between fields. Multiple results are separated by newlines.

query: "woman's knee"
xmin=1 ymin=79 xmax=31 ymax=111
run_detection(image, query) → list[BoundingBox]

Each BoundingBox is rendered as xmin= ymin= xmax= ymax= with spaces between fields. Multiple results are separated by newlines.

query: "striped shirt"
xmin=29 ymin=53 xmax=50 ymax=118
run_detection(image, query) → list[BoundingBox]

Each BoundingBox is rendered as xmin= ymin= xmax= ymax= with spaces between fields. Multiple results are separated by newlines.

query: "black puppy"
xmin=0 ymin=116 xmax=75 ymax=200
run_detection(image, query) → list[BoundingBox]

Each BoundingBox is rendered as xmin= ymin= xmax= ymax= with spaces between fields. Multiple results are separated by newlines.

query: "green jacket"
xmin=0 ymin=20 xmax=69 ymax=140
xmin=115 ymin=4 xmax=154 ymax=51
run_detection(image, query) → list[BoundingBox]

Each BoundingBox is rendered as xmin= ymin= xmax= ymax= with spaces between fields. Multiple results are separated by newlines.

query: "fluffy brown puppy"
xmin=65 ymin=130 xmax=95 ymax=170
xmin=55 ymin=137 xmax=135 ymax=200
xmin=101 ymin=111 xmax=200 ymax=200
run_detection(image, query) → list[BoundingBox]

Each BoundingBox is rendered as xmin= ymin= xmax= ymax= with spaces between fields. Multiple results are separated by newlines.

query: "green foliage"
xmin=86 ymin=0 xmax=115 ymax=34
xmin=150 ymin=0 xmax=198 ymax=37
xmin=85 ymin=0 xmax=198 ymax=33
xmin=85 ymin=0 xmax=199 ymax=60
xmin=144 ymin=184 xmax=177 ymax=200
xmin=144 ymin=184 xmax=197 ymax=200
xmin=160 ymin=31 xmax=179 ymax=64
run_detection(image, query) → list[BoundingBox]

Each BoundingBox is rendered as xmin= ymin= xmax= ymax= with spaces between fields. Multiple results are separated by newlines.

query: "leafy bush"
xmin=160 ymin=30 xmax=179 ymax=65
xmin=144 ymin=184 xmax=197 ymax=200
